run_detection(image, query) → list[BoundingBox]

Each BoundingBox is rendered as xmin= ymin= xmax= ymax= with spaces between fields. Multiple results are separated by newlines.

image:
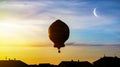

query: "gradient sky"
xmin=0 ymin=0 xmax=120 ymax=65
xmin=0 ymin=0 xmax=120 ymax=46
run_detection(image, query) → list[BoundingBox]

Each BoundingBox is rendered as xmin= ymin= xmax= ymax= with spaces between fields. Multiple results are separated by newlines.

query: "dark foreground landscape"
xmin=0 ymin=56 xmax=120 ymax=67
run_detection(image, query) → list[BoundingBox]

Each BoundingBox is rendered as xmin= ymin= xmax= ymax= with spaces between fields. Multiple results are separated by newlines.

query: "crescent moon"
xmin=93 ymin=8 xmax=98 ymax=17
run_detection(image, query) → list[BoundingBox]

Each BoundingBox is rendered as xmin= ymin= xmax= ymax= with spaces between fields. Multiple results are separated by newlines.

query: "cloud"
xmin=66 ymin=42 xmax=85 ymax=46
xmin=66 ymin=42 xmax=120 ymax=46
xmin=1 ymin=0 xmax=119 ymax=32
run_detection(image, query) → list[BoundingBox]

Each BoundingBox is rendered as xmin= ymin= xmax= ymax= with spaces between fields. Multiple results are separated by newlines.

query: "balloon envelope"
xmin=48 ymin=19 xmax=70 ymax=53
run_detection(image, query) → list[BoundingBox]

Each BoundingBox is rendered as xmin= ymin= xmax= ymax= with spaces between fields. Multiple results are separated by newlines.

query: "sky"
xmin=0 ymin=0 xmax=120 ymax=46
xmin=0 ymin=0 xmax=120 ymax=64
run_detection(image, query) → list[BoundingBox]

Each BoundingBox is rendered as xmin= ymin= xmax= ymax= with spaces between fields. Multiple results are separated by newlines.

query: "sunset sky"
xmin=0 ymin=0 xmax=120 ymax=64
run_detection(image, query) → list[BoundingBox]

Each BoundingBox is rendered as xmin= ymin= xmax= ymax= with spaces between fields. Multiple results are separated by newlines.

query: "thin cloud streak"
xmin=66 ymin=42 xmax=120 ymax=46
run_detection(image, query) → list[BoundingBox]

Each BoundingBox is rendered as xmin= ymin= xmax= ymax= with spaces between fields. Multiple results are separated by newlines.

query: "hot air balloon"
xmin=48 ymin=19 xmax=70 ymax=53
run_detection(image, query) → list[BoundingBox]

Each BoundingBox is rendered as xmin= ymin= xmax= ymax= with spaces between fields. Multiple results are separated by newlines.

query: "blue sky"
xmin=0 ymin=0 xmax=120 ymax=46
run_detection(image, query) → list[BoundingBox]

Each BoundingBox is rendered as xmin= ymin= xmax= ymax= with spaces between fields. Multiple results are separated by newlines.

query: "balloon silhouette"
xmin=48 ymin=19 xmax=70 ymax=53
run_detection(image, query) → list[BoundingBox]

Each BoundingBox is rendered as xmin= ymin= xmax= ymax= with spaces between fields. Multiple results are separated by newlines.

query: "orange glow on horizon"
xmin=0 ymin=46 xmax=102 ymax=64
